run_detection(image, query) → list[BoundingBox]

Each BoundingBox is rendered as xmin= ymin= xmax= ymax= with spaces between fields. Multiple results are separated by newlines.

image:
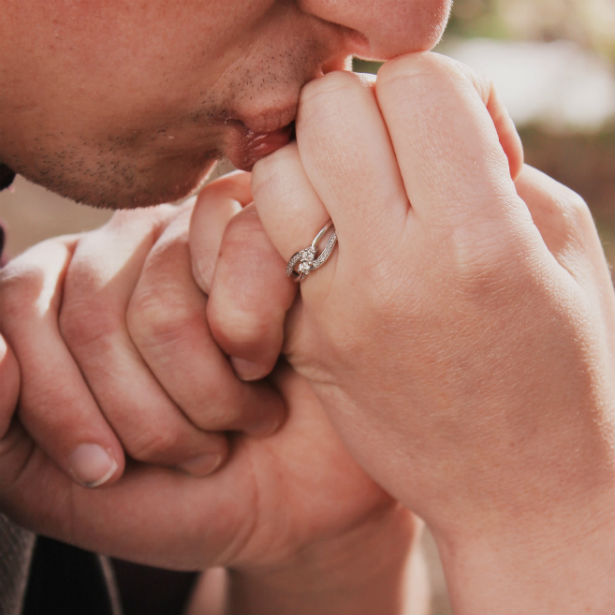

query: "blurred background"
xmin=448 ymin=0 xmax=613 ymax=270
xmin=0 ymin=3 xmax=612 ymax=613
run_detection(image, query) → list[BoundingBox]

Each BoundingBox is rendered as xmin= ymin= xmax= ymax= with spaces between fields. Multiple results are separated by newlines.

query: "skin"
xmin=1 ymin=1 xmax=613 ymax=613
xmin=0 ymin=174 xmax=426 ymax=613
xmin=0 ymin=0 xmax=450 ymax=512
xmin=0 ymin=0 xmax=451 ymax=493
xmin=0 ymin=1 xmax=452 ymax=610
xmin=241 ymin=55 xmax=614 ymax=612
xmin=0 ymin=0 xmax=450 ymax=207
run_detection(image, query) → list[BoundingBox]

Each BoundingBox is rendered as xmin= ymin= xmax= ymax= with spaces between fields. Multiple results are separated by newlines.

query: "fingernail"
xmin=231 ymin=357 xmax=267 ymax=381
xmin=68 ymin=443 xmax=118 ymax=488
xmin=249 ymin=411 xmax=284 ymax=438
xmin=179 ymin=453 xmax=223 ymax=477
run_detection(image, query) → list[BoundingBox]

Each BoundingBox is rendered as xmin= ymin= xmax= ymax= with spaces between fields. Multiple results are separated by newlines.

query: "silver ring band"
xmin=286 ymin=221 xmax=337 ymax=282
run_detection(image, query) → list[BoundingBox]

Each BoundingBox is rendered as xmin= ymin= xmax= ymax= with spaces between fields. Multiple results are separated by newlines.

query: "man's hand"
xmin=1 ymin=354 xmax=413 ymax=574
xmin=0 ymin=183 xmax=285 ymax=488
xmin=0 ymin=174 xmax=418 ymax=614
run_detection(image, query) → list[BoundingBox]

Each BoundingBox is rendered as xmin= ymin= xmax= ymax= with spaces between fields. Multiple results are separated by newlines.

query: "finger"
xmin=375 ymin=53 xmax=528 ymax=232
xmin=60 ymin=210 xmax=228 ymax=477
xmin=2 ymin=439 xmax=253 ymax=571
xmin=431 ymin=60 xmax=524 ymax=181
xmin=207 ymin=205 xmax=296 ymax=381
xmin=294 ymin=70 xmax=409 ymax=250
xmin=0 ymin=238 xmax=125 ymax=487
xmin=516 ymin=166 xmax=601 ymax=263
xmin=0 ymin=334 xmax=19 ymax=438
xmin=128 ymin=206 xmax=286 ymax=436
xmin=190 ymin=171 xmax=252 ymax=294
xmin=515 ymin=165 xmax=614 ymax=300
xmin=251 ymin=142 xmax=336 ymax=285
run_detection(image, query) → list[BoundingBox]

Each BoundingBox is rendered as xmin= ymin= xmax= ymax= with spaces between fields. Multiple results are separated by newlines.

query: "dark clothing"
xmin=0 ymin=511 xmax=196 ymax=615
xmin=0 ymin=514 xmax=35 ymax=614
xmin=1 ymin=515 xmax=118 ymax=615
xmin=0 ymin=165 xmax=15 ymax=191
xmin=22 ymin=536 xmax=121 ymax=615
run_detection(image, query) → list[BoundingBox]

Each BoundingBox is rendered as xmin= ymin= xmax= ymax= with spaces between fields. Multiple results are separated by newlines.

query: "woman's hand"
xmin=246 ymin=52 xmax=614 ymax=613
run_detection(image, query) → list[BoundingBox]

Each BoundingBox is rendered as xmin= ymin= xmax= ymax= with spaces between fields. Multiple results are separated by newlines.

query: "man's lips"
xmin=225 ymin=122 xmax=294 ymax=171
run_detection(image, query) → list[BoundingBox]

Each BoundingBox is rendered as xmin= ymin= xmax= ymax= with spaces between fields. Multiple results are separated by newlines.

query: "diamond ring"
xmin=286 ymin=221 xmax=337 ymax=282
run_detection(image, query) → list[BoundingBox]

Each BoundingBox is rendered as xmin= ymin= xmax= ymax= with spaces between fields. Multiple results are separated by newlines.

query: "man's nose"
xmin=301 ymin=0 xmax=451 ymax=59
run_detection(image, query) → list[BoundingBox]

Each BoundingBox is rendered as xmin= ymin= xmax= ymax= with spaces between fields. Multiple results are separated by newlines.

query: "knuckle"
xmin=535 ymin=185 xmax=594 ymax=246
xmin=193 ymin=391 xmax=244 ymax=430
xmin=129 ymin=425 xmax=182 ymax=462
xmin=218 ymin=213 xmax=275 ymax=281
xmin=208 ymin=211 xmax=286 ymax=355
xmin=377 ymin=53 xmax=478 ymax=105
xmin=448 ymin=219 xmax=534 ymax=300
xmin=128 ymin=288 xmax=205 ymax=348
xmin=128 ymin=238 xmax=207 ymax=348
xmin=0 ymin=238 xmax=74 ymax=322
xmin=0 ymin=265 xmax=42 ymax=321
xmin=356 ymin=252 xmax=403 ymax=312
xmin=207 ymin=297 xmax=272 ymax=355
xmin=560 ymin=191 xmax=594 ymax=234
xmin=223 ymin=206 xmax=261 ymax=243
xmin=299 ymin=70 xmax=362 ymax=122
xmin=59 ymin=244 xmax=126 ymax=348
xmin=59 ymin=298 xmax=121 ymax=349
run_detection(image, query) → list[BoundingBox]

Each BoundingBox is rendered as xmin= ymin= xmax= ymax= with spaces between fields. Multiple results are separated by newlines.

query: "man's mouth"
xmin=225 ymin=121 xmax=295 ymax=171
xmin=222 ymin=102 xmax=298 ymax=170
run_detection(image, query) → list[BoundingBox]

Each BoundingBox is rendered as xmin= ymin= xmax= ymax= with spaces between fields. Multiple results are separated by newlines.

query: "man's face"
xmin=0 ymin=0 xmax=451 ymax=208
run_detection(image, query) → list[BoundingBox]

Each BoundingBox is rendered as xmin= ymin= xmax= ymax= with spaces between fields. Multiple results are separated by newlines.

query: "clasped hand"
xmin=0 ymin=52 xmax=612 ymax=610
xmin=0 ymin=170 xmax=405 ymax=578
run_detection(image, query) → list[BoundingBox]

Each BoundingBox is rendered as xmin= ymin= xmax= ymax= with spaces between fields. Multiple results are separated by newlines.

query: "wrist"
xmin=432 ymin=484 xmax=615 ymax=614
xmin=226 ymin=504 xmax=421 ymax=614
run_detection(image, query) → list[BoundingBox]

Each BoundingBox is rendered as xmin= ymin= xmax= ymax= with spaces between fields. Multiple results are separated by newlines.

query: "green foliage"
xmin=351 ymin=58 xmax=382 ymax=74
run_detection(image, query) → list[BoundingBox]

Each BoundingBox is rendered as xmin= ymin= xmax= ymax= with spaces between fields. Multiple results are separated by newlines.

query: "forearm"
xmin=226 ymin=547 xmax=411 ymax=614
xmin=193 ymin=506 xmax=425 ymax=615
xmin=434 ymin=488 xmax=615 ymax=614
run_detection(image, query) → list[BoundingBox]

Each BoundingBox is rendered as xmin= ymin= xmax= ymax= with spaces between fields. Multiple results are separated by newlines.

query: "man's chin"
xmin=112 ymin=158 xmax=219 ymax=209
xmin=32 ymin=157 xmax=220 ymax=210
